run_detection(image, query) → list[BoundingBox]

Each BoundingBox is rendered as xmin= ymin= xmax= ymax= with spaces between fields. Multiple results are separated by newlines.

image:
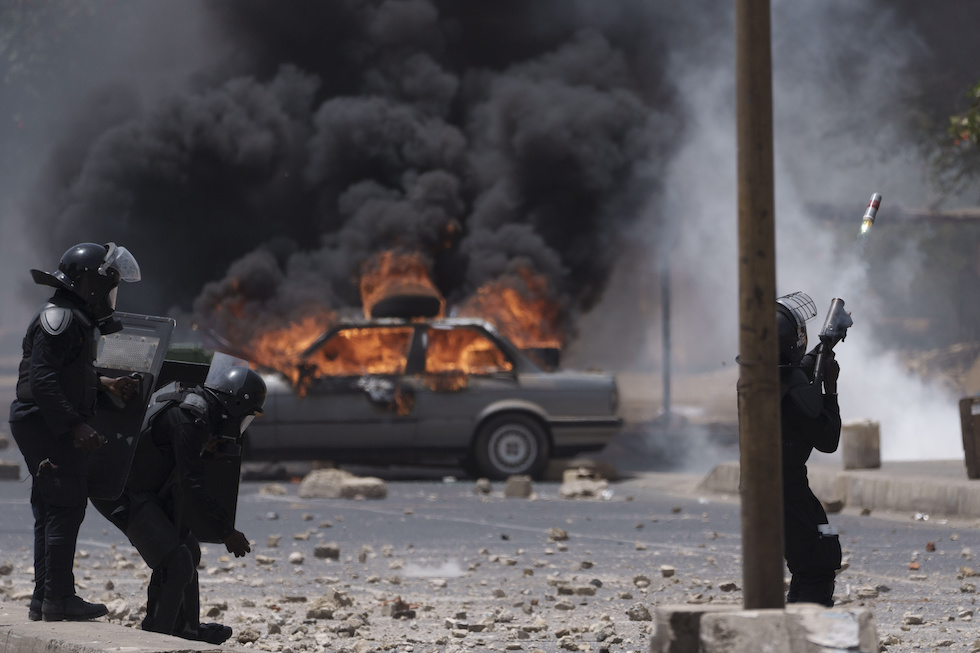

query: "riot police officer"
xmin=9 ymin=242 xmax=141 ymax=621
xmin=93 ymin=364 xmax=266 ymax=644
xmin=776 ymin=292 xmax=843 ymax=606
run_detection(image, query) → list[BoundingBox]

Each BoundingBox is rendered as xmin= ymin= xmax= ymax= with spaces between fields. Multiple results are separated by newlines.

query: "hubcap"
xmin=488 ymin=424 xmax=537 ymax=473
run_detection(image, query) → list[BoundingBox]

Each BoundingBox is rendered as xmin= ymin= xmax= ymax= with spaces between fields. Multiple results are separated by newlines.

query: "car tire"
xmin=472 ymin=413 xmax=550 ymax=480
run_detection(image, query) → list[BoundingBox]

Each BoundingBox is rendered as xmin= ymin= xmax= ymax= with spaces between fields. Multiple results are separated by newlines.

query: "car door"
xmin=273 ymin=325 xmax=419 ymax=454
xmin=413 ymin=325 xmax=520 ymax=448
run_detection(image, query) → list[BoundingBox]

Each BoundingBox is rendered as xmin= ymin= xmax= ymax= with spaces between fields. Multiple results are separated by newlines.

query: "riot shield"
xmin=177 ymin=352 xmax=248 ymax=544
xmin=87 ymin=312 xmax=176 ymax=500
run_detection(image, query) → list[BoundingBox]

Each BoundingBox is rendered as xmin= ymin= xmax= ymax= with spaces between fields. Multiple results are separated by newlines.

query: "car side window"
xmin=425 ymin=327 xmax=514 ymax=375
xmin=305 ymin=327 xmax=415 ymax=378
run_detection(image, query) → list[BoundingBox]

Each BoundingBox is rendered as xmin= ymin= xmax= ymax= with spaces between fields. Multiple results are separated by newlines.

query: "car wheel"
xmin=473 ymin=414 xmax=550 ymax=480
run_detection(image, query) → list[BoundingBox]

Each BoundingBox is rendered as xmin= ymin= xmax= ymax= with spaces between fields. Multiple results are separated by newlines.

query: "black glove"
xmin=223 ymin=530 xmax=251 ymax=557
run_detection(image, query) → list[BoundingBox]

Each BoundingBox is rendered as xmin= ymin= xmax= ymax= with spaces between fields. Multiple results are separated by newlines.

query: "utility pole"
xmin=735 ymin=0 xmax=784 ymax=609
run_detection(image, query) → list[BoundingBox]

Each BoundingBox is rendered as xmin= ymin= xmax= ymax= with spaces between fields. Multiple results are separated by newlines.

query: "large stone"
xmin=504 ymin=475 xmax=533 ymax=498
xmin=649 ymin=605 xmax=740 ymax=653
xmin=698 ymin=605 xmax=877 ymax=653
xmin=841 ymin=420 xmax=881 ymax=470
xmin=545 ymin=458 xmax=619 ymax=482
xmin=298 ymin=468 xmax=387 ymax=499
xmin=559 ymin=467 xmax=610 ymax=499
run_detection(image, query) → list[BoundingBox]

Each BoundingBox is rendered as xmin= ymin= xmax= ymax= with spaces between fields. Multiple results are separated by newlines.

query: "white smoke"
xmin=569 ymin=1 xmax=965 ymax=461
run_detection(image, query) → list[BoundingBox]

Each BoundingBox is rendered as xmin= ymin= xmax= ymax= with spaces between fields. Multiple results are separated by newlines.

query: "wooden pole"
xmin=735 ymin=0 xmax=784 ymax=610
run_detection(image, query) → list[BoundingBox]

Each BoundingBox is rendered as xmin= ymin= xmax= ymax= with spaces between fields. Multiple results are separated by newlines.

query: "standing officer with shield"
xmin=93 ymin=355 xmax=266 ymax=644
xmin=9 ymin=243 xmax=141 ymax=622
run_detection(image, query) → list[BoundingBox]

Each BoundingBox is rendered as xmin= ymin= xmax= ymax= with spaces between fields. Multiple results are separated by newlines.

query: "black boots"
xmin=41 ymin=595 xmax=109 ymax=621
xmin=28 ymin=596 xmax=43 ymax=621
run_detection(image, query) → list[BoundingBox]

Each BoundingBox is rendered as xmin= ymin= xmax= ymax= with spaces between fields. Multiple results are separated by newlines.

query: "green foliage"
xmin=949 ymin=81 xmax=980 ymax=147
xmin=935 ymin=80 xmax=980 ymax=198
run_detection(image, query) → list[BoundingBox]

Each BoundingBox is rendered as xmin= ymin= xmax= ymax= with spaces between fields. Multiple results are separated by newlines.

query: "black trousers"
xmin=784 ymin=480 xmax=841 ymax=607
xmin=11 ymin=416 xmax=88 ymax=602
xmin=93 ymin=490 xmax=201 ymax=636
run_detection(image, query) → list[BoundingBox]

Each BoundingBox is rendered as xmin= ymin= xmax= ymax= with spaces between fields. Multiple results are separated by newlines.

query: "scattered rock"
xmin=298 ymin=469 xmax=388 ymax=500
xmin=903 ymin=613 xmax=924 ymax=625
xmin=315 ymin=543 xmax=341 ymax=560
xmin=548 ymin=528 xmax=569 ymax=542
xmin=626 ymin=604 xmax=652 ymax=621
xmin=559 ymin=467 xmax=609 ymax=499
xmin=380 ymin=596 xmax=416 ymax=619
xmin=475 ymin=478 xmax=492 ymax=495
xmin=259 ymin=483 xmax=288 ymax=496
xmin=504 ymin=475 xmax=533 ymax=498
xmin=237 ymin=626 xmax=261 ymax=644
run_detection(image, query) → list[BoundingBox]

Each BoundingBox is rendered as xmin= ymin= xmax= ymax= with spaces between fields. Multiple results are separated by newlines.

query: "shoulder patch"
xmin=179 ymin=392 xmax=209 ymax=419
xmin=39 ymin=305 xmax=73 ymax=336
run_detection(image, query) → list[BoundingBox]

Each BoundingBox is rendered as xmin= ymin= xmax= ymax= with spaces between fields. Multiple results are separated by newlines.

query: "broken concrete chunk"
xmin=299 ymin=468 xmax=388 ymax=500
xmin=504 ymin=475 xmax=533 ymax=498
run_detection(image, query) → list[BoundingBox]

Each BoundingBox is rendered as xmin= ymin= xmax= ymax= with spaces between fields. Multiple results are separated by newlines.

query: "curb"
xmin=0 ymin=603 xmax=250 ymax=653
xmin=699 ymin=460 xmax=980 ymax=519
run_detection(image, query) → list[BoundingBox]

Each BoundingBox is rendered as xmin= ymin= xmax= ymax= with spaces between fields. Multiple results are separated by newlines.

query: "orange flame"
xmin=246 ymin=311 xmax=337 ymax=384
xmin=360 ymin=251 xmax=445 ymax=319
xmin=457 ymin=267 xmax=563 ymax=349
xmin=220 ymin=252 xmax=564 ymax=402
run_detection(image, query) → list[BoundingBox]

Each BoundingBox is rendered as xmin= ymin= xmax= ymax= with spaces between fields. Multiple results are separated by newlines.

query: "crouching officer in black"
xmin=776 ymin=292 xmax=843 ymax=607
xmin=9 ymin=242 xmax=141 ymax=621
xmin=92 ymin=364 xmax=266 ymax=644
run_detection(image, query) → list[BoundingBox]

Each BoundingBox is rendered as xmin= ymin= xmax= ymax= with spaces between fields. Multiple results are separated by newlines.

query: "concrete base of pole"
xmin=650 ymin=603 xmax=878 ymax=653
xmin=649 ymin=605 xmax=741 ymax=652
xmin=650 ymin=604 xmax=877 ymax=653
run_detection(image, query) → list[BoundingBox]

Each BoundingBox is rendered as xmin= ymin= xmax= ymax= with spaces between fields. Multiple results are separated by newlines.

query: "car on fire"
xmin=242 ymin=316 xmax=622 ymax=479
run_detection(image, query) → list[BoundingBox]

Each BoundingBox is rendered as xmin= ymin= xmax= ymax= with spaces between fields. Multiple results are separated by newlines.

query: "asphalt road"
xmin=0 ymin=469 xmax=979 ymax=652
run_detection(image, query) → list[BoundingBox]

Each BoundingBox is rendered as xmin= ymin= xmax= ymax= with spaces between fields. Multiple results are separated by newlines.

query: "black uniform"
xmin=93 ymin=384 xmax=234 ymax=644
xmin=780 ymin=356 xmax=843 ymax=606
xmin=9 ymin=291 xmax=100 ymax=613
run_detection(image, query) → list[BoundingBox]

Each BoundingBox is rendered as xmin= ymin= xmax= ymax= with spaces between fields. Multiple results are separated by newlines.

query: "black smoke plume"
xmin=24 ymin=0 xmax=681 ymax=352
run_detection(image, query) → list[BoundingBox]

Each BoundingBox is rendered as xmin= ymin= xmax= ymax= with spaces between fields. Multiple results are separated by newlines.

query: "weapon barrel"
xmin=812 ymin=298 xmax=853 ymax=387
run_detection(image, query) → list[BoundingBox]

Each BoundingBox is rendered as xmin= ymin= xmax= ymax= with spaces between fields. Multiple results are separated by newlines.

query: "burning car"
xmin=243 ymin=316 xmax=622 ymax=479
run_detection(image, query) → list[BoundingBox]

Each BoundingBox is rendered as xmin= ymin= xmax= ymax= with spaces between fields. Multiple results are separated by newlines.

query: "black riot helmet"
xmin=776 ymin=292 xmax=817 ymax=366
xmin=31 ymin=242 xmax=141 ymax=323
xmin=204 ymin=366 xmax=267 ymax=436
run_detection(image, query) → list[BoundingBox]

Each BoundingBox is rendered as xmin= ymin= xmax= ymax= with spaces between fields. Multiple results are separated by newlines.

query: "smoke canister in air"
xmin=860 ymin=193 xmax=882 ymax=235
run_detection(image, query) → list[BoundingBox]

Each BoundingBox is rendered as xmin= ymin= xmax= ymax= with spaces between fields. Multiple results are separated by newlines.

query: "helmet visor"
xmin=100 ymin=243 xmax=141 ymax=282
xmin=239 ymin=414 xmax=256 ymax=434
xmin=775 ymin=292 xmax=817 ymax=328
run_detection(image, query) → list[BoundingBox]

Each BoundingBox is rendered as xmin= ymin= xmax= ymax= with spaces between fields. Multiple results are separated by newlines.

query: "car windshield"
xmin=425 ymin=327 xmax=513 ymax=375
xmin=305 ymin=326 xmax=414 ymax=377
